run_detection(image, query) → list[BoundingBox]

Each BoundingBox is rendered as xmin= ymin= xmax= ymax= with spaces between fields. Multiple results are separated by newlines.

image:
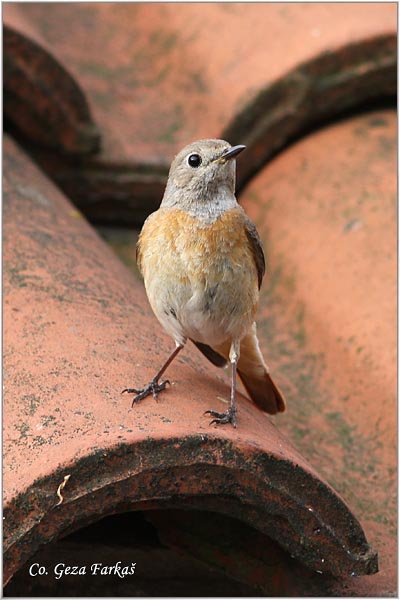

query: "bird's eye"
xmin=187 ymin=153 xmax=202 ymax=168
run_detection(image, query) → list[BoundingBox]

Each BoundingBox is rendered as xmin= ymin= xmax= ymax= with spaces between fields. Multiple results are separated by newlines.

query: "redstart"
xmin=123 ymin=139 xmax=286 ymax=427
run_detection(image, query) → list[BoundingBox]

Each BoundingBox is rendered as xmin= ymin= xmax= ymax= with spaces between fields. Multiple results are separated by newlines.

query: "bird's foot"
xmin=204 ymin=407 xmax=237 ymax=428
xmin=122 ymin=379 xmax=170 ymax=406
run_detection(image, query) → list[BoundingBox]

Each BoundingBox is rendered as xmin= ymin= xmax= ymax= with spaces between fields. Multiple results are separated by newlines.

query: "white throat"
xmin=161 ymin=184 xmax=238 ymax=223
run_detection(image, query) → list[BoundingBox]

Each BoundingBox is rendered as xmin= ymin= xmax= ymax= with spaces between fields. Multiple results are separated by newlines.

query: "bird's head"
xmin=161 ymin=139 xmax=245 ymax=217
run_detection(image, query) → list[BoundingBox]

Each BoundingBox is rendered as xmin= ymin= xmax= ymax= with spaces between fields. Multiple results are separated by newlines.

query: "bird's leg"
xmin=122 ymin=342 xmax=184 ymax=406
xmin=205 ymin=340 xmax=239 ymax=428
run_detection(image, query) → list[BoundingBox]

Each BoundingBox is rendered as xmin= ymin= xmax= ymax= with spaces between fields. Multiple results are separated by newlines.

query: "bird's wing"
xmin=191 ymin=340 xmax=228 ymax=367
xmin=244 ymin=216 xmax=265 ymax=289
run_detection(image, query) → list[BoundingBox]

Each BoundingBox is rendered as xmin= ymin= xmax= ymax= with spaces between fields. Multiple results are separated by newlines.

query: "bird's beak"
xmin=212 ymin=144 xmax=246 ymax=164
xmin=219 ymin=144 xmax=246 ymax=161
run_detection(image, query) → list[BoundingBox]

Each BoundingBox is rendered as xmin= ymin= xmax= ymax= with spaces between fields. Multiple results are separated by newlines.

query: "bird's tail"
xmin=238 ymin=366 xmax=286 ymax=414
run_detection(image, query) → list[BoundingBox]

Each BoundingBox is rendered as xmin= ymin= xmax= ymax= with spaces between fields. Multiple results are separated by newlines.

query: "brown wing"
xmin=191 ymin=340 xmax=228 ymax=368
xmin=244 ymin=216 xmax=265 ymax=289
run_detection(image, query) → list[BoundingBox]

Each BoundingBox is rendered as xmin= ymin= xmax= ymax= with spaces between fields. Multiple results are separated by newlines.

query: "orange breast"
xmin=137 ymin=207 xmax=260 ymax=341
xmin=139 ymin=207 xmax=255 ymax=279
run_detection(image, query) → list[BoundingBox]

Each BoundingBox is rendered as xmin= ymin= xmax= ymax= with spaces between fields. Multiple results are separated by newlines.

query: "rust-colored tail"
xmin=193 ymin=324 xmax=286 ymax=415
xmin=238 ymin=368 xmax=285 ymax=414
xmin=235 ymin=326 xmax=286 ymax=414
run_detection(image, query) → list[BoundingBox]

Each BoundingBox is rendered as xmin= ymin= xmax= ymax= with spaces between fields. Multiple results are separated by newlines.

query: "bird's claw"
xmin=204 ymin=408 xmax=237 ymax=428
xmin=122 ymin=380 xmax=170 ymax=406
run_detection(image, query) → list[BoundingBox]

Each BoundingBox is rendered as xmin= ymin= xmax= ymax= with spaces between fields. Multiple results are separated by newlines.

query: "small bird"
xmin=123 ymin=139 xmax=286 ymax=427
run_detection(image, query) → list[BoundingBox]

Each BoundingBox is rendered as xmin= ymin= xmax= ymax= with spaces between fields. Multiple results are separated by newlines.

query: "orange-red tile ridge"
xmin=241 ymin=108 xmax=396 ymax=596
xmin=5 ymin=2 xmax=395 ymax=165
xmin=3 ymin=134 xmax=377 ymax=587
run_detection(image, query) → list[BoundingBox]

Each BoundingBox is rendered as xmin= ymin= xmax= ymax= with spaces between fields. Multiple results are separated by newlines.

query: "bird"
xmin=122 ymin=139 xmax=286 ymax=427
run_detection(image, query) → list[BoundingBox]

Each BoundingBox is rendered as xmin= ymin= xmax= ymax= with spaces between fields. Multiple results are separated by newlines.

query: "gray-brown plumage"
xmin=123 ymin=139 xmax=286 ymax=427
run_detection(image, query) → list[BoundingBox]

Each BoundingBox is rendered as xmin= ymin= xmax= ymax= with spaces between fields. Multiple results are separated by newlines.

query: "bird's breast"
xmin=138 ymin=207 xmax=259 ymax=343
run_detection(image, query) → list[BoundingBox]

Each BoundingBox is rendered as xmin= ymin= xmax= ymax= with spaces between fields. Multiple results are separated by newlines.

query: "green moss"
xmin=145 ymin=64 xmax=171 ymax=87
xmin=368 ymin=117 xmax=388 ymax=128
xmin=158 ymin=118 xmax=183 ymax=144
xmin=190 ymin=72 xmax=208 ymax=94
xmin=264 ymin=264 xmax=282 ymax=300
xmin=291 ymin=425 xmax=308 ymax=441
xmin=42 ymin=415 xmax=57 ymax=427
xmin=293 ymin=304 xmax=306 ymax=348
xmin=78 ymin=61 xmax=126 ymax=80
xmin=15 ymin=421 xmax=30 ymax=438
xmin=22 ymin=394 xmax=41 ymax=416
xmin=148 ymin=30 xmax=178 ymax=54
xmin=325 ymin=412 xmax=356 ymax=452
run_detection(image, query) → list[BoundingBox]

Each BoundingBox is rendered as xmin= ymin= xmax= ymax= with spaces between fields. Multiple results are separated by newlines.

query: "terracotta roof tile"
xmin=3 ymin=135 xmax=378 ymax=591
xmin=240 ymin=108 xmax=397 ymax=595
xmin=3 ymin=3 xmax=396 ymax=224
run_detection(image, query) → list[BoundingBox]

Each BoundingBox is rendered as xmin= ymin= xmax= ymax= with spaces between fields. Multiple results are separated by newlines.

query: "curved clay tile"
xmin=240 ymin=108 xmax=396 ymax=595
xmin=3 ymin=135 xmax=377 ymax=591
xmin=3 ymin=13 xmax=100 ymax=155
xmin=3 ymin=3 xmax=396 ymax=225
